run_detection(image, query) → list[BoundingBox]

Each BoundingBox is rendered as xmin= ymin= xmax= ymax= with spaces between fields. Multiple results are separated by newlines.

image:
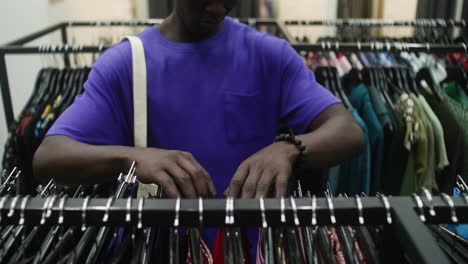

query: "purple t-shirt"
xmin=48 ymin=18 xmax=339 ymax=189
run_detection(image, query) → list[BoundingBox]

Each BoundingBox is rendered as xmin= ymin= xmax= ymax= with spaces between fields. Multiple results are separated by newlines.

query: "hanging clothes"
xmin=344 ymin=83 xmax=384 ymax=195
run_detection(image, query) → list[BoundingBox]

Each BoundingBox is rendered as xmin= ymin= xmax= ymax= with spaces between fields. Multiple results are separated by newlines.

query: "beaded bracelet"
xmin=274 ymin=134 xmax=308 ymax=161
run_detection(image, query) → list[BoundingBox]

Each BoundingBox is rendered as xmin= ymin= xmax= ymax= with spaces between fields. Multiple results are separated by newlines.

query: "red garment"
xmin=212 ymin=229 xmax=251 ymax=264
xmin=212 ymin=231 xmax=225 ymax=264
xmin=330 ymin=227 xmax=346 ymax=264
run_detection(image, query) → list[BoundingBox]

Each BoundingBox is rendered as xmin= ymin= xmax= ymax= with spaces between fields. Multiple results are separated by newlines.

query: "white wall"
xmin=381 ymin=0 xmax=418 ymax=37
xmin=0 ymin=1 xmax=49 ymax=149
xmin=48 ymin=0 xmax=137 ymax=45
xmin=278 ymin=0 xmax=338 ymax=42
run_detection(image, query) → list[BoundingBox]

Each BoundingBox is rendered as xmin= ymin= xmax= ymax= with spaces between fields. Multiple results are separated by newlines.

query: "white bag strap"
xmin=124 ymin=36 xmax=159 ymax=198
xmin=125 ymin=36 xmax=147 ymax=148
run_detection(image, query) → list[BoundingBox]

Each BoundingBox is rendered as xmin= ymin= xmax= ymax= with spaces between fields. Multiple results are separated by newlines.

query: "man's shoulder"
xmin=228 ymin=17 xmax=289 ymax=61
xmin=230 ymin=18 xmax=287 ymax=45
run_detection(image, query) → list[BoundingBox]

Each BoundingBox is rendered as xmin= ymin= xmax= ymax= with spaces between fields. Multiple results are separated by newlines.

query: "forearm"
xmin=33 ymin=135 xmax=134 ymax=185
xmin=296 ymin=116 xmax=365 ymax=169
xmin=279 ymin=104 xmax=365 ymax=169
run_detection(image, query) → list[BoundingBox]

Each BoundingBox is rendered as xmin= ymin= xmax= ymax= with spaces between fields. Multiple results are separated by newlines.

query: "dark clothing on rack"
xmin=345 ymin=83 xmax=384 ymax=195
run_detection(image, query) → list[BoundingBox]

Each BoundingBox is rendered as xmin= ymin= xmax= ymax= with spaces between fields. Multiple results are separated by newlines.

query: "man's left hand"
xmin=224 ymin=141 xmax=300 ymax=198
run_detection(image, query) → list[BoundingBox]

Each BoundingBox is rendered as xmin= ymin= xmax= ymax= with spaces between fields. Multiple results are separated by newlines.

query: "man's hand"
xmin=224 ymin=142 xmax=300 ymax=199
xmin=132 ymin=148 xmax=217 ymax=199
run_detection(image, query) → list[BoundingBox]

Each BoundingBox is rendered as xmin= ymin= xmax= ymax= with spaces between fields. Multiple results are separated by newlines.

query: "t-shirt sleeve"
xmin=46 ymin=42 xmax=132 ymax=146
xmin=278 ymin=41 xmax=341 ymax=134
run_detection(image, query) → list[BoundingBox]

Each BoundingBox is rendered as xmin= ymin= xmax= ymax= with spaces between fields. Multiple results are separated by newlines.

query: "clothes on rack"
xmin=305 ymin=49 xmax=468 ymax=196
xmin=0 ymin=168 xmax=467 ymax=264
xmin=2 ymin=67 xmax=90 ymax=194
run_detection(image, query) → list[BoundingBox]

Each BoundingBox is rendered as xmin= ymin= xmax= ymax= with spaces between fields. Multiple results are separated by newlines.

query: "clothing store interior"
xmin=1 ymin=0 xmax=468 ymax=263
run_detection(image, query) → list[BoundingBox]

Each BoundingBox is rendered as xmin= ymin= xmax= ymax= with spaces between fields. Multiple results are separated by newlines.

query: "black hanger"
xmin=376 ymin=69 xmax=397 ymax=113
xmin=58 ymin=68 xmax=79 ymax=114
xmin=32 ymin=68 xmax=53 ymax=107
xmin=317 ymin=227 xmax=337 ymax=264
xmin=139 ymin=227 xmax=157 ymax=264
xmin=315 ymin=66 xmax=332 ymax=92
xmin=39 ymin=69 xmax=60 ymax=107
xmin=442 ymin=65 xmax=468 ymax=95
xmin=331 ymin=67 xmax=353 ymax=109
xmin=336 ymin=226 xmax=358 ymax=264
xmin=355 ymin=226 xmax=381 ymax=264
xmin=416 ymin=68 xmax=444 ymax=101
xmin=24 ymin=69 xmax=47 ymax=110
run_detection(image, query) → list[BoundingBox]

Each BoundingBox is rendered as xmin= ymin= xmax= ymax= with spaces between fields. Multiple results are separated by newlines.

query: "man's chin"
xmin=199 ymin=21 xmax=223 ymax=34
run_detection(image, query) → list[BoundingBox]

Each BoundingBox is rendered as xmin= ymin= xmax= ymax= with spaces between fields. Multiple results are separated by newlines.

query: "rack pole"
xmin=3 ymin=23 xmax=65 ymax=46
xmin=0 ymin=51 xmax=14 ymax=128
xmin=391 ymin=199 xmax=450 ymax=264
xmin=60 ymin=25 xmax=71 ymax=68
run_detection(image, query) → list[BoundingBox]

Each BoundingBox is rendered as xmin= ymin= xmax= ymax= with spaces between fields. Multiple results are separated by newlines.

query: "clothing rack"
xmin=0 ymin=196 xmax=466 ymax=264
xmin=284 ymin=18 xmax=467 ymax=28
xmin=1 ymin=41 xmax=467 ymax=130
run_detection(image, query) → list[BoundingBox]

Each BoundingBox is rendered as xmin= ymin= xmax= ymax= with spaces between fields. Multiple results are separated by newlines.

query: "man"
xmin=34 ymin=1 xmax=363 ymax=207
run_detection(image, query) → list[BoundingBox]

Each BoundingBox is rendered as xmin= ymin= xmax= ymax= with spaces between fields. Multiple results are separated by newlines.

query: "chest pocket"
xmin=224 ymin=92 xmax=268 ymax=143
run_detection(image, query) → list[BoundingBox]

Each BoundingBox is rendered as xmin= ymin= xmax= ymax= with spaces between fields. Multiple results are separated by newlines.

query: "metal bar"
xmin=0 ymin=46 xmax=110 ymax=54
xmin=284 ymin=19 xmax=467 ymax=28
xmin=391 ymin=199 xmax=451 ymax=264
xmin=0 ymin=51 xmax=14 ymax=128
xmin=65 ymin=20 xmax=163 ymax=28
xmin=3 ymin=23 xmax=65 ymax=46
xmin=292 ymin=42 xmax=468 ymax=53
xmin=277 ymin=22 xmax=295 ymax=43
xmin=1 ymin=42 xmax=466 ymax=56
xmin=60 ymin=25 xmax=71 ymax=68
xmin=0 ymin=196 xmax=466 ymax=228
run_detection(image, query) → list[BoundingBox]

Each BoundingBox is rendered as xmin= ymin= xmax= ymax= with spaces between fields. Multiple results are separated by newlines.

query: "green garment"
xmin=441 ymin=83 xmax=468 ymax=179
xmin=411 ymin=94 xmax=437 ymax=192
xmin=418 ymin=91 xmax=449 ymax=171
xmin=396 ymin=93 xmax=429 ymax=195
xmin=421 ymin=82 xmax=465 ymax=194
xmin=368 ymin=85 xmax=408 ymax=195
xmin=443 ymin=81 xmax=468 ymax=107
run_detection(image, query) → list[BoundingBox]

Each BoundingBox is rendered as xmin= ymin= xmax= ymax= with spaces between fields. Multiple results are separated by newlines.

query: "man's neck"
xmin=157 ymin=12 xmax=222 ymax=43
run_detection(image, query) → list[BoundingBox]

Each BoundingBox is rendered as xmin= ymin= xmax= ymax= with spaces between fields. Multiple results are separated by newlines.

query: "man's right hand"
xmin=131 ymin=148 xmax=217 ymax=198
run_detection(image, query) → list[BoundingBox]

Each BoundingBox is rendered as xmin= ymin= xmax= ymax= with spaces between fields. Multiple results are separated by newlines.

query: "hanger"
xmin=440 ymin=193 xmax=459 ymax=223
xmin=187 ymin=198 xmax=203 ymax=264
xmin=377 ymin=194 xmax=392 ymax=224
xmin=285 ymin=196 xmax=301 ymax=264
xmin=412 ymin=193 xmax=427 ymax=222
xmin=331 ymin=67 xmax=353 ymax=109
xmin=169 ymin=198 xmax=180 ymax=264
xmin=420 ymin=187 xmax=436 ymax=217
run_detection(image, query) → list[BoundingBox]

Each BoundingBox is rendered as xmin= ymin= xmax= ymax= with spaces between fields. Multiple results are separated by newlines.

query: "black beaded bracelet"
xmin=274 ymin=133 xmax=308 ymax=160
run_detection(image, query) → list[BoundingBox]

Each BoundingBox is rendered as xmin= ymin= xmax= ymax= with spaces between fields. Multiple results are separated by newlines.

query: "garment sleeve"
xmin=46 ymin=42 xmax=133 ymax=146
xmin=279 ymin=41 xmax=341 ymax=134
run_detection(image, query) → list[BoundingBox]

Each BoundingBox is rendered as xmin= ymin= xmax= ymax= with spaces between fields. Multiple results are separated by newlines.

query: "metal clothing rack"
xmin=284 ymin=18 xmax=467 ymax=28
xmin=1 ymin=40 xmax=467 ymax=130
xmin=0 ymin=196 xmax=467 ymax=264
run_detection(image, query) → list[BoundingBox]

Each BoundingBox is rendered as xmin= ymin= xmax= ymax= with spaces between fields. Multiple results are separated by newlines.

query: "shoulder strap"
xmin=125 ymin=36 xmax=147 ymax=148
xmin=124 ymin=36 xmax=159 ymax=198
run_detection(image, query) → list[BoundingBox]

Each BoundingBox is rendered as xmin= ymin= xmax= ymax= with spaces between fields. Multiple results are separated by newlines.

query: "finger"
xmin=165 ymin=166 xmax=197 ymax=199
xmin=241 ymin=167 xmax=262 ymax=199
xmin=275 ymin=170 xmax=290 ymax=198
xmin=155 ymin=171 xmax=181 ymax=198
xmin=177 ymin=157 xmax=210 ymax=198
xmin=255 ymin=170 xmax=276 ymax=199
xmin=182 ymin=152 xmax=217 ymax=197
xmin=226 ymin=164 xmax=249 ymax=198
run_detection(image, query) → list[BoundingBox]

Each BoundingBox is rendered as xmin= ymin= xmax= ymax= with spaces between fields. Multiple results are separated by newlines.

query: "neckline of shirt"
xmin=150 ymin=16 xmax=234 ymax=52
